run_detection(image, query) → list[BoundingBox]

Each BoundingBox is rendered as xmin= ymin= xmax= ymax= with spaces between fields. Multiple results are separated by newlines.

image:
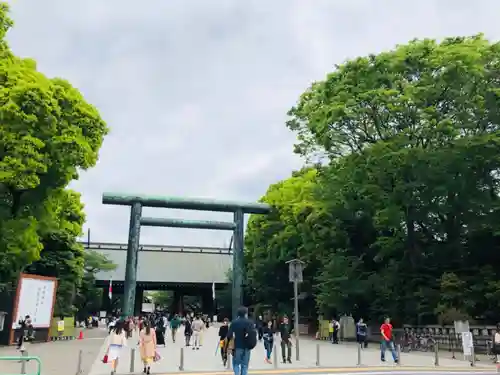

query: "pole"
xmin=315 ymin=343 xmax=320 ymax=366
xmin=357 ymin=343 xmax=361 ymax=366
xmin=294 ymin=279 xmax=299 ymax=361
xmin=232 ymin=209 xmax=244 ymax=319
xmin=87 ymin=228 xmax=91 ymax=248
xmin=434 ymin=342 xmax=439 ymax=366
xmin=20 ymin=350 xmax=27 ymax=374
xmin=179 ymin=347 xmax=184 ymax=371
xmin=130 ymin=348 xmax=136 ymax=373
xmin=76 ymin=349 xmax=83 ymax=374
xmin=397 ymin=344 xmax=401 ymax=365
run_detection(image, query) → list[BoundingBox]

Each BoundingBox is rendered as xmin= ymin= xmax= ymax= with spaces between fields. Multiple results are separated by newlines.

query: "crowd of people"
xmin=104 ymin=312 xmax=213 ymax=374
xmin=103 ymin=308 xmax=297 ymax=375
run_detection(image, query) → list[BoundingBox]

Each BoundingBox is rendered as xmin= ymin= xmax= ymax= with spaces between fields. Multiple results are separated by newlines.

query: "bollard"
xmin=295 ymin=336 xmax=300 ymax=361
xmin=130 ymin=348 xmax=136 ymax=373
xmin=227 ymin=352 xmax=232 ymax=369
xmin=434 ymin=342 xmax=439 ymax=366
xmin=451 ymin=336 xmax=456 ymax=359
xmin=273 ymin=344 xmax=278 ymax=369
xmin=179 ymin=347 xmax=184 ymax=371
xmin=471 ymin=346 xmax=476 ymax=367
xmin=20 ymin=350 xmax=28 ymax=374
xmin=76 ymin=349 xmax=83 ymax=375
xmin=396 ymin=344 xmax=402 ymax=365
xmin=357 ymin=344 xmax=361 ymax=366
xmin=315 ymin=343 xmax=320 ymax=367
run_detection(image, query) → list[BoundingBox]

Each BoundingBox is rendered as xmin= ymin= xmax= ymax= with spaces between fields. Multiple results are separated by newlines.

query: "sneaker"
xmin=265 ymin=358 xmax=270 ymax=364
xmin=381 ymin=358 xmax=386 ymax=362
xmin=192 ymin=347 xmax=195 ymax=350
xmin=395 ymin=359 xmax=399 ymax=364
xmin=282 ymin=359 xmax=287 ymax=364
xmin=287 ymin=359 xmax=292 ymax=364
xmin=196 ymin=347 xmax=200 ymax=350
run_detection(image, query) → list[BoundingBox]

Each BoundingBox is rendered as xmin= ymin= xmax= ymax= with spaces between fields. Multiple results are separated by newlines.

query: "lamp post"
xmin=286 ymin=259 xmax=305 ymax=361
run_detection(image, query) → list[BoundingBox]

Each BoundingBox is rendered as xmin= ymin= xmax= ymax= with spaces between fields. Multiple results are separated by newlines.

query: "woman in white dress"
xmin=106 ymin=320 xmax=127 ymax=375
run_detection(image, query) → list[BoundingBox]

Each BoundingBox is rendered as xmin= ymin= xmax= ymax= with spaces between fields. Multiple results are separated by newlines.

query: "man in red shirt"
xmin=380 ymin=317 xmax=398 ymax=363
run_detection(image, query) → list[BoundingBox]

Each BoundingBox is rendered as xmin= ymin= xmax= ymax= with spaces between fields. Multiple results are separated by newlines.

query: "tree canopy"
xmin=0 ymin=3 xmax=112 ymax=315
xmin=244 ymin=35 xmax=500 ymax=325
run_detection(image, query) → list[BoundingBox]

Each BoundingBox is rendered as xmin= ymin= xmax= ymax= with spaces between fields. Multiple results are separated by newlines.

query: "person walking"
xmin=139 ymin=320 xmax=157 ymax=374
xmin=262 ymin=320 xmax=275 ymax=364
xmin=227 ymin=306 xmax=256 ymax=375
xmin=191 ymin=315 xmax=204 ymax=350
xmin=106 ymin=320 xmax=127 ymax=375
xmin=170 ymin=314 xmax=181 ymax=343
xmin=218 ymin=318 xmax=230 ymax=366
xmin=256 ymin=316 xmax=264 ymax=341
xmin=184 ymin=317 xmax=193 ymax=346
xmin=155 ymin=317 xmax=166 ymax=347
xmin=356 ymin=318 xmax=368 ymax=348
xmin=380 ymin=317 xmax=398 ymax=364
xmin=493 ymin=326 xmax=500 ymax=363
xmin=279 ymin=316 xmax=293 ymax=364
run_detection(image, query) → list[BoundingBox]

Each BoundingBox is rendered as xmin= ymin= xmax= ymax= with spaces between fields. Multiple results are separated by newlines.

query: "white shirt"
xmin=494 ymin=332 xmax=500 ymax=344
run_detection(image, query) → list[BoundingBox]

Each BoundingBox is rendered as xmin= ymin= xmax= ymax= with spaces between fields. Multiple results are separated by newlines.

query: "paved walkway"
xmin=87 ymin=326 xmax=498 ymax=375
xmin=0 ymin=327 xmax=108 ymax=375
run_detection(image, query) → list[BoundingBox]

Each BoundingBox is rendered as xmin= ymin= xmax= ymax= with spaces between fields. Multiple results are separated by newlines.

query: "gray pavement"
xmin=0 ymin=327 xmax=108 ymax=375
xmin=86 ymin=326 xmax=499 ymax=375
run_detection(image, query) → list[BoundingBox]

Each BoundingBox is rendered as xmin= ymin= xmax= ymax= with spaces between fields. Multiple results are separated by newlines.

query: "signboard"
xmin=287 ymin=259 xmax=305 ymax=283
xmin=461 ymin=331 xmax=474 ymax=356
xmin=454 ymin=320 xmax=470 ymax=333
xmin=13 ymin=274 xmax=57 ymax=328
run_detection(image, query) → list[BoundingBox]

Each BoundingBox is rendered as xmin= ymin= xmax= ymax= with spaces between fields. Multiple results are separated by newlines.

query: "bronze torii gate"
xmin=102 ymin=193 xmax=271 ymax=318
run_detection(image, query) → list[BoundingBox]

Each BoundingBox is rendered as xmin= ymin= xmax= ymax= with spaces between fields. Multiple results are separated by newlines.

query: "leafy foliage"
xmin=0 ymin=3 xmax=112 ymax=315
xmin=245 ymin=35 xmax=500 ymax=324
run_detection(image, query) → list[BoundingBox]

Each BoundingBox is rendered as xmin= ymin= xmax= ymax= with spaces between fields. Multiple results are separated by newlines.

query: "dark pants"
xmin=357 ymin=335 xmax=367 ymax=348
xmin=264 ymin=341 xmax=273 ymax=360
xmin=281 ymin=340 xmax=292 ymax=361
xmin=332 ymin=331 xmax=339 ymax=343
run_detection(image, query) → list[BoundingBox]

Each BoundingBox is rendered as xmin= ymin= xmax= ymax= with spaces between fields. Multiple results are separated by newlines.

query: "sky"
xmin=5 ymin=0 xmax=500 ymax=248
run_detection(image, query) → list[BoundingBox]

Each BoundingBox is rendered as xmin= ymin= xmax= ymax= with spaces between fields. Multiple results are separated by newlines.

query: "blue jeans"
xmin=264 ymin=341 xmax=273 ymax=359
xmin=233 ymin=348 xmax=251 ymax=375
xmin=381 ymin=340 xmax=398 ymax=361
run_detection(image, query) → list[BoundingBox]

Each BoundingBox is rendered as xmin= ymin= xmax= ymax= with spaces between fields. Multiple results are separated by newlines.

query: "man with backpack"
xmin=226 ymin=306 xmax=256 ymax=375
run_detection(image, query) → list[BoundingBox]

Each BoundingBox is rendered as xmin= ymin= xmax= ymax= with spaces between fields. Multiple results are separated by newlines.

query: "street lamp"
xmin=286 ymin=258 xmax=305 ymax=361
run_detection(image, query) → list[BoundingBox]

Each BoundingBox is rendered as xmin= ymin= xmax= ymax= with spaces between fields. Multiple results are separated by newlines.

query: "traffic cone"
xmin=78 ymin=331 xmax=84 ymax=340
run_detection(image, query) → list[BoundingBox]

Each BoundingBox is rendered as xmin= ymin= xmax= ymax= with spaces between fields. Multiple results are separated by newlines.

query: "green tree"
xmin=246 ymin=35 xmax=500 ymax=324
xmin=0 ymin=2 xmax=108 ymax=290
xmin=26 ymin=189 xmax=86 ymax=315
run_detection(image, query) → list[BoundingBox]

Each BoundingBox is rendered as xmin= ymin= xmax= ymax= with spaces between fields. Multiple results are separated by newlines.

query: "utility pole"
xmin=286 ymin=259 xmax=305 ymax=361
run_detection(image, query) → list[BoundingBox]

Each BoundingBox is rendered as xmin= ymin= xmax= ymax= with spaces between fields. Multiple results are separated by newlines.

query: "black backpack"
xmin=244 ymin=325 xmax=257 ymax=349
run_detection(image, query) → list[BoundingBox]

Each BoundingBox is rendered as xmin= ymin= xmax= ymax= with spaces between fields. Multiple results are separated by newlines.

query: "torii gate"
xmin=102 ymin=193 xmax=271 ymax=318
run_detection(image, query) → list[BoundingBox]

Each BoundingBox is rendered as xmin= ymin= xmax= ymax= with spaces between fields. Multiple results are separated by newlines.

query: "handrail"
xmin=0 ymin=355 xmax=41 ymax=375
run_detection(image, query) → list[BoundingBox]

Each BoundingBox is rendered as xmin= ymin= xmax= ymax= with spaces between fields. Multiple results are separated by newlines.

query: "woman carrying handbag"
xmin=139 ymin=320 xmax=157 ymax=374
xmin=105 ymin=320 xmax=127 ymax=375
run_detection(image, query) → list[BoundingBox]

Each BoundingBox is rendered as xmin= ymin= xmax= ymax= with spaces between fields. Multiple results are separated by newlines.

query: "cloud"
xmin=5 ymin=0 xmax=500 ymax=247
